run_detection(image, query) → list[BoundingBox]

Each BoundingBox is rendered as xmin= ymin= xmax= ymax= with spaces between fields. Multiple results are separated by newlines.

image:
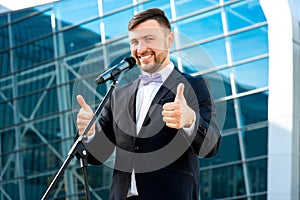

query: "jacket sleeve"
xmin=186 ymin=75 xmax=221 ymax=158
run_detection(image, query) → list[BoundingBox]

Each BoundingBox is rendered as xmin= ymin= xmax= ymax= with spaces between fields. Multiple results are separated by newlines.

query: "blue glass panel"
xmin=13 ymin=37 xmax=54 ymax=70
xmin=103 ymin=8 xmax=134 ymax=38
xmin=200 ymin=133 xmax=241 ymax=167
xmin=234 ymin=58 xmax=268 ymax=93
xmin=0 ymin=26 xmax=9 ymax=49
xmin=243 ymin=127 xmax=268 ymax=158
xmin=238 ymin=92 xmax=268 ymax=125
xmin=3 ymin=179 xmax=20 ymax=199
xmin=201 ymin=38 xmax=228 ymax=67
xmin=172 ymin=44 xmax=217 ymax=73
xmin=22 ymin=142 xmax=62 ymax=176
xmin=34 ymin=117 xmax=61 ymax=141
xmin=25 ymin=177 xmax=48 ymax=200
xmin=140 ymin=0 xmax=172 ymax=20
xmin=18 ymin=86 xmax=58 ymax=118
xmin=226 ymin=0 xmax=266 ymax=32
xmin=200 ymin=164 xmax=246 ymax=199
xmin=247 ymin=159 xmax=267 ymax=193
xmin=0 ymin=129 xmax=15 ymax=154
xmin=0 ymin=98 xmax=14 ymax=127
xmin=0 ymin=14 xmax=7 ymax=26
xmin=177 ymin=9 xmax=223 ymax=44
xmin=102 ymin=0 xmax=132 ymax=14
xmin=0 ymin=51 xmax=10 ymax=76
xmin=61 ymin=21 xmax=101 ymax=55
xmin=203 ymin=71 xmax=229 ymax=102
xmin=174 ymin=0 xmax=218 ymax=18
xmin=230 ymin=26 xmax=268 ymax=62
xmin=217 ymin=68 xmax=232 ymax=97
xmin=11 ymin=12 xmax=52 ymax=45
xmin=221 ymin=99 xmax=237 ymax=130
xmin=55 ymin=0 xmax=98 ymax=29
xmin=11 ymin=6 xmax=50 ymax=21
xmin=17 ymin=70 xmax=55 ymax=96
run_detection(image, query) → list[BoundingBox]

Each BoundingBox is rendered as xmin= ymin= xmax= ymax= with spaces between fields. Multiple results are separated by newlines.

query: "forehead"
xmin=128 ymin=20 xmax=168 ymax=39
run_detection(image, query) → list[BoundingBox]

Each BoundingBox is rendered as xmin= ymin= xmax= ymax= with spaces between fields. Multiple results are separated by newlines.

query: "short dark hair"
xmin=128 ymin=8 xmax=171 ymax=31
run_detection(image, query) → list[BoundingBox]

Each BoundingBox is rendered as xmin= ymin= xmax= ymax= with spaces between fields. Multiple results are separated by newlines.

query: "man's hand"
xmin=76 ymin=95 xmax=95 ymax=136
xmin=162 ymin=83 xmax=195 ymax=129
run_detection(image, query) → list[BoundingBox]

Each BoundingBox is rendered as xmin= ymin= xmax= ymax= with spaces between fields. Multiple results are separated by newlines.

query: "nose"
xmin=137 ymin=41 xmax=147 ymax=54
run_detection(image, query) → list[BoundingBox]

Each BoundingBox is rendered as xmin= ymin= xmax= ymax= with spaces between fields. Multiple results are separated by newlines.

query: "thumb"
xmin=175 ymin=83 xmax=185 ymax=102
xmin=77 ymin=95 xmax=92 ymax=112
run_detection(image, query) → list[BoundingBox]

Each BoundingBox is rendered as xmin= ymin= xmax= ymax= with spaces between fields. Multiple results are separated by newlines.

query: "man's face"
xmin=128 ymin=20 xmax=174 ymax=74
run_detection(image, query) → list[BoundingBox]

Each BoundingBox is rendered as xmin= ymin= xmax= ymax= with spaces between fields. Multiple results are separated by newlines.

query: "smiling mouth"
xmin=138 ymin=54 xmax=152 ymax=60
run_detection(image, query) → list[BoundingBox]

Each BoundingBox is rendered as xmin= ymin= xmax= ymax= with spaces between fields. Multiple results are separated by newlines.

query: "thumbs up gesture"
xmin=162 ymin=83 xmax=195 ymax=129
xmin=76 ymin=95 xmax=95 ymax=136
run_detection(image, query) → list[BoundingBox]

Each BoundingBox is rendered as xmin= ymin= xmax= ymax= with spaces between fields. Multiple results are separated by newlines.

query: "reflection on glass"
xmin=18 ymin=87 xmax=58 ymax=118
xmin=174 ymin=0 xmax=217 ymax=17
xmin=238 ymin=92 xmax=268 ymax=126
xmin=200 ymin=164 xmax=246 ymax=199
xmin=176 ymin=9 xmax=223 ymax=44
xmin=61 ymin=21 xmax=101 ymax=55
xmin=0 ymin=14 xmax=8 ymax=26
xmin=11 ymin=12 xmax=52 ymax=45
xmin=0 ymin=51 xmax=10 ymax=76
xmin=0 ymin=100 xmax=14 ymax=127
xmin=230 ymin=26 xmax=268 ymax=62
xmin=201 ymin=38 xmax=228 ymax=67
xmin=55 ymin=0 xmax=98 ymax=29
xmin=243 ymin=127 xmax=268 ymax=158
xmin=0 ymin=27 xmax=9 ymax=49
xmin=221 ymin=99 xmax=237 ymax=130
xmin=200 ymin=133 xmax=241 ymax=167
xmin=234 ymin=58 xmax=268 ymax=93
xmin=141 ymin=0 xmax=172 ymax=19
xmin=247 ymin=159 xmax=267 ymax=193
xmin=213 ymin=67 xmax=232 ymax=97
xmin=103 ymin=8 xmax=134 ymax=38
xmin=0 ymin=129 xmax=15 ymax=154
xmin=13 ymin=37 xmax=54 ymax=70
xmin=226 ymin=0 xmax=266 ymax=32
xmin=102 ymin=0 xmax=132 ymax=14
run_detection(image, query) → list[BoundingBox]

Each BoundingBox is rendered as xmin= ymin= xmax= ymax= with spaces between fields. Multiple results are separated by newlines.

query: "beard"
xmin=135 ymin=50 xmax=168 ymax=74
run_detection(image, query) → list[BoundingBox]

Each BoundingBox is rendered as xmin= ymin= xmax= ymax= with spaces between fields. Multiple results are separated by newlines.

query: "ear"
xmin=167 ymin=32 xmax=174 ymax=49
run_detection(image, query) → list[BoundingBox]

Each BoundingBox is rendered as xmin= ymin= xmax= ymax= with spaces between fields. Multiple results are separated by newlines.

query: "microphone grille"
xmin=124 ymin=57 xmax=136 ymax=68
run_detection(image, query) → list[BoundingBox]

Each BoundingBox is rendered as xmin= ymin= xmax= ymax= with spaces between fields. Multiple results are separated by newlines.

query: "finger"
xmin=163 ymin=102 xmax=180 ymax=110
xmin=165 ymin=122 xmax=181 ymax=129
xmin=162 ymin=110 xmax=181 ymax=118
xmin=77 ymin=95 xmax=92 ymax=112
xmin=163 ymin=116 xmax=179 ymax=123
xmin=175 ymin=83 xmax=185 ymax=102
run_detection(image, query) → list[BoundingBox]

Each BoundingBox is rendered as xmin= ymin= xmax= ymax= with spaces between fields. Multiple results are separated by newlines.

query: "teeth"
xmin=140 ymin=55 xmax=151 ymax=59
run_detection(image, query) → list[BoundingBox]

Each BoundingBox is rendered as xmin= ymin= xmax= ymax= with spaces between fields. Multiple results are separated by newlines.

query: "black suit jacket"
xmin=83 ymin=68 xmax=221 ymax=200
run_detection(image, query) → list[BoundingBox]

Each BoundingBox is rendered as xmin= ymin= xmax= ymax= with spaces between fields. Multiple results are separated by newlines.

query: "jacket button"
xmin=134 ymin=146 xmax=139 ymax=151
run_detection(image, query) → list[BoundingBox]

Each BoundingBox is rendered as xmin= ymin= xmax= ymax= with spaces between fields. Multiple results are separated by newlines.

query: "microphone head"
xmin=124 ymin=56 xmax=136 ymax=69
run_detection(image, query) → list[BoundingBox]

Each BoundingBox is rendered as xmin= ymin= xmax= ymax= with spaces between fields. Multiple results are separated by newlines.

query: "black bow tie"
xmin=138 ymin=73 xmax=163 ymax=86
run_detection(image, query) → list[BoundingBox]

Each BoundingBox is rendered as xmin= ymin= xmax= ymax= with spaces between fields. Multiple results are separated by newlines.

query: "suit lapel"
xmin=138 ymin=69 xmax=184 ymax=136
xmin=128 ymin=80 xmax=140 ymax=135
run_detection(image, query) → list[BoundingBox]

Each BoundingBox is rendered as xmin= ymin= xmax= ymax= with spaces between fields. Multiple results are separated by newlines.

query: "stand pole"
xmin=41 ymin=80 xmax=118 ymax=200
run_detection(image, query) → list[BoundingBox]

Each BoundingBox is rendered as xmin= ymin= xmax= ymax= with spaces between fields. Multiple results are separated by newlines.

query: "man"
xmin=77 ymin=8 xmax=221 ymax=200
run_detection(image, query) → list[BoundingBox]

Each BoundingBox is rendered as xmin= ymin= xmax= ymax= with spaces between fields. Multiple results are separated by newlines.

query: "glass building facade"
xmin=0 ymin=0 xmax=299 ymax=199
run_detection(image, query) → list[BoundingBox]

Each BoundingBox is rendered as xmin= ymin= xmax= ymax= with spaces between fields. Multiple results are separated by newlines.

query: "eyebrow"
xmin=130 ymin=34 xmax=156 ymax=42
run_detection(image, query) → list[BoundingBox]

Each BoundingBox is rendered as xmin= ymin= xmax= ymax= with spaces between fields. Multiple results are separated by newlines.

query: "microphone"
xmin=95 ymin=57 xmax=136 ymax=84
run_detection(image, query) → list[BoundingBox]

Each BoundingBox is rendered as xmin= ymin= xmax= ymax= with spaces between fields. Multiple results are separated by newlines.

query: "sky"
xmin=0 ymin=0 xmax=58 ymax=11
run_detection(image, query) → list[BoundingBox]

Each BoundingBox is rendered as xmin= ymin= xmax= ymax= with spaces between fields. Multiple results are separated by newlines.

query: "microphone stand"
xmin=41 ymin=79 xmax=118 ymax=200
